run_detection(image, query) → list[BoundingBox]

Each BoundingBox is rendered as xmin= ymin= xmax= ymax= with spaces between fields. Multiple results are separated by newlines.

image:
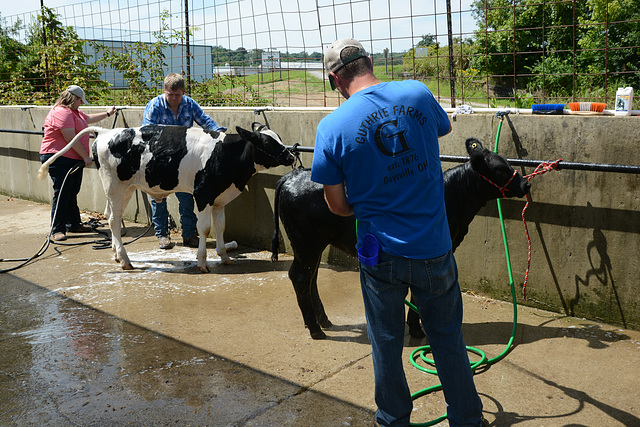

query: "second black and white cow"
xmin=39 ymin=123 xmax=294 ymax=271
xmin=271 ymin=138 xmax=531 ymax=339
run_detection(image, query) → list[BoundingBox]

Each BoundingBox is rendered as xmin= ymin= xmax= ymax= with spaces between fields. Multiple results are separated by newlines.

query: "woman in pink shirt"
xmin=39 ymin=85 xmax=116 ymax=241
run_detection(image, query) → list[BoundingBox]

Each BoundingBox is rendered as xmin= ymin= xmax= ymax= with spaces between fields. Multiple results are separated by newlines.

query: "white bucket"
xmin=615 ymin=87 xmax=634 ymax=116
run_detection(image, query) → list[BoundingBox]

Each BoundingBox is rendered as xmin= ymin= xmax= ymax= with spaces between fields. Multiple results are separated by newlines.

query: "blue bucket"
xmin=358 ymin=234 xmax=380 ymax=267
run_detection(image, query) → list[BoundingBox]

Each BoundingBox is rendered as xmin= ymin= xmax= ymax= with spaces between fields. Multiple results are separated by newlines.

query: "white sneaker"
xmin=158 ymin=236 xmax=174 ymax=249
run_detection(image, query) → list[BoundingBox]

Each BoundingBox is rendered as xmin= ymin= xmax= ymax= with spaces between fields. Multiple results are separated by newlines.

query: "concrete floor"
xmin=1 ymin=196 xmax=639 ymax=426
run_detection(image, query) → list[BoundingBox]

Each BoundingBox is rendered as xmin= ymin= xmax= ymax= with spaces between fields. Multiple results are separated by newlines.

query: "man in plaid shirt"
xmin=142 ymin=72 xmax=227 ymax=249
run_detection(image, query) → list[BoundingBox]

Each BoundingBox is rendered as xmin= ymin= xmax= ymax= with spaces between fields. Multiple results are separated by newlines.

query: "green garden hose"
xmin=407 ymin=113 xmax=519 ymax=426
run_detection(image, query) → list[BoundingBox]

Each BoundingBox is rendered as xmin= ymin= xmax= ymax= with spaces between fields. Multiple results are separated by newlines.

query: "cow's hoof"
xmin=220 ymin=258 xmax=233 ymax=265
xmin=198 ymin=265 xmax=210 ymax=273
xmin=308 ymin=325 xmax=327 ymax=340
xmin=121 ymin=263 xmax=134 ymax=270
xmin=310 ymin=330 xmax=327 ymax=340
xmin=225 ymin=241 xmax=238 ymax=251
xmin=319 ymin=319 xmax=333 ymax=328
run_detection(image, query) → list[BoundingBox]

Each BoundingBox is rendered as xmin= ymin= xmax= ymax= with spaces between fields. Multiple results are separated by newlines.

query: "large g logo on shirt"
xmin=374 ymin=120 xmax=413 ymax=157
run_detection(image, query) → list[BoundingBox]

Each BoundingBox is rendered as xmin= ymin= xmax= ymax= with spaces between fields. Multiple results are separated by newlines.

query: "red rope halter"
xmin=478 ymin=169 xmax=519 ymax=198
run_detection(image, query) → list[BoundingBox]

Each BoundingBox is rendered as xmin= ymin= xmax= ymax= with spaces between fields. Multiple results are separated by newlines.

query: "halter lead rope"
xmin=479 ymin=159 xmax=562 ymax=299
xmin=520 ymin=159 xmax=562 ymax=299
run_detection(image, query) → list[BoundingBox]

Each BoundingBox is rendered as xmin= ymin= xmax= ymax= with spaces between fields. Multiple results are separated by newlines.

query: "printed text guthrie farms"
xmin=355 ymin=104 xmax=429 ymax=185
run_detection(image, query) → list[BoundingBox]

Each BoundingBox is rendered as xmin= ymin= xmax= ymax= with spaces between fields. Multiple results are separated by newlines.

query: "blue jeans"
xmin=359 ymin=249 xmax=483 ymax=427
xmin=40 ymin=154 xmax=84 ymax=235
xmin=151 ymin=192 xmax=198 ymax=238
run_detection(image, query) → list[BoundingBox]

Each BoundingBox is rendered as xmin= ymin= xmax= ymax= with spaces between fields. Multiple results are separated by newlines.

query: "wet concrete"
xmin=1 ymin=274 xmax=375 ymax=426
xmin=1 ymin=195 xmax=640 ymax=426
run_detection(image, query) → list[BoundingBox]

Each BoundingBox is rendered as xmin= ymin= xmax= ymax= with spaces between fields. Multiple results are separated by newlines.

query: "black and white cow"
xmin=39 ymin=123 xmax=294 ymax=272
xmin=271 ymin=138 xmax=531 ymax=339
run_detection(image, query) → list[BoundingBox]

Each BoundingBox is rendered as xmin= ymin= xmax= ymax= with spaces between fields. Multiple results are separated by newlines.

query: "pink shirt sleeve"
xmin=40 ymin=107 xmax=90 ymax=159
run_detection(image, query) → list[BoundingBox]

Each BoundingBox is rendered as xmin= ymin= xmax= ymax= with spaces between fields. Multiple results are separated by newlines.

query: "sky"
xmin=2 ymin=0 xmax=479 ymax=54
xmin=2 ymin=0 xmax=83 ymax=18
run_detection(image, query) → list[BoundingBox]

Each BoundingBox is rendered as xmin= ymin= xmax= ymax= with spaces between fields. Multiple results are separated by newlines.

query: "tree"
xmin=0 ymin=7 xmax=106 ymax=105
xmin=0 ymin=14 xmax=34 ymax=104
xmin=0 ymin=14 xmax=25 ymax=82
xmin=403 ymin=36 xmax=474 ymax=81
xmin=577 ymin=0 xmax=640 ymax=89
xmin=470 ymin=0 xmax=640 ymax=98
xmin=416 ymin=34 xmax=437 ymax=48
xmin=28 ymin=7 xmax=106 ymax=102
xmin=469 ymin=0 xmax=566 ymax=85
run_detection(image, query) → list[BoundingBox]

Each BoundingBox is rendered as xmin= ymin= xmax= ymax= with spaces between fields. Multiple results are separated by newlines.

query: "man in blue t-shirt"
xmin=311 ymin=38 xmax=484 ymax=427
xmin=142 ymin=73 xmax=227 ymax=249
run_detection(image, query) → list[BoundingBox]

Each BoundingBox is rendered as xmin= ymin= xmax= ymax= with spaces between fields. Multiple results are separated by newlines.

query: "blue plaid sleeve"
xmin=142 ymin=96 xmax=162 ymax=126
xmin=188 ymin=97 xmax=227 ymax=132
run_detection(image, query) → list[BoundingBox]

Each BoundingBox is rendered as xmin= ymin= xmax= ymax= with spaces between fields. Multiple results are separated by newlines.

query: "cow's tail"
xmin=37 ymin=126 xmax=103 ymax=180
xmin=270 ymin=175 xmax=286 ymax=262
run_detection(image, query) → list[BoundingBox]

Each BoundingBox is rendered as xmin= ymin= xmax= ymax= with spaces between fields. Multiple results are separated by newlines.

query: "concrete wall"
xmin=1 ymin=106 xmax=639 ymax=331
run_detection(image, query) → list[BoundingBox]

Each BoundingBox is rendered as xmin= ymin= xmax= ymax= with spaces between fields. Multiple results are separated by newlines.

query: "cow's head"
xmin=466 ymin=137 xmax=531 ymax=198
xmin=236 ymin=122 xmax=295 ymax=169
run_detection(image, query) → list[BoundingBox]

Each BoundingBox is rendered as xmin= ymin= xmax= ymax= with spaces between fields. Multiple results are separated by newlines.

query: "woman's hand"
xmin=87 ymin=107 xmax=118 ymax=124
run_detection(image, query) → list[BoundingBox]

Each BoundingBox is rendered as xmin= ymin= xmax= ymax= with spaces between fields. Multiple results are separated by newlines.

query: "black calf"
xmin=272 ymin=138 xmax=531 ymax=339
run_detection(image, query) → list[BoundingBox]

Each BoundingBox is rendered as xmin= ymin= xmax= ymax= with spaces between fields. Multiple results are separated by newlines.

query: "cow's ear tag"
xmin=472 ymin=142 xmax=478 ymax=149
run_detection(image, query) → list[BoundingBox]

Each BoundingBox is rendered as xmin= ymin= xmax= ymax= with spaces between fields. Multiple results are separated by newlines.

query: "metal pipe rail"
xmin=0 ymin=129 xmax=98 ymax=138
xmin=441 ymin=155 xmax=640 ymax=174
xmin=288 ymin=145 xmax=640 ymax=175
xmin=0 ymin=129 xmax=45 ymax=136
xmin=1 ymin=129 xmax=638 ymax=175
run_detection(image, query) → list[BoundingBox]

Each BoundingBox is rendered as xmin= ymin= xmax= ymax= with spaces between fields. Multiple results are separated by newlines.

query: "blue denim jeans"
xmin=40 ymin=154 xmax=84 ymax=235
xmin=151 ymin=192 xmax=198 ymax=238
xmin=359 ymin=249 xmax=483 ymax=427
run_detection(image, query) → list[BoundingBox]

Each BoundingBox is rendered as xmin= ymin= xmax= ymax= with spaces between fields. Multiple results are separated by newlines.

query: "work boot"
xmin=182 ymin=235 xmax=199 ymax=248
xmin=158 ymin=236 xmax=174 ymax=249
xmin=52 ymin=232 xmax=67 ymax=241
xmin=68 ymin=224 xmax=94 ymax=233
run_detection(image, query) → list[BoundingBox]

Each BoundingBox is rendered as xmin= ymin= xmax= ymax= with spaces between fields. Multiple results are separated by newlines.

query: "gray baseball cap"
xmin=67 ymin=85 xmax=89 ymax=105
xmin=323 ymin=38 xmax=368 ymax=75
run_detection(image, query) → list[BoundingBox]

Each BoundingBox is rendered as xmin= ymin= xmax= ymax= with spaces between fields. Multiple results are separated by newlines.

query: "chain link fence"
xmin=1 ymin=0 xmax=638 ymax=109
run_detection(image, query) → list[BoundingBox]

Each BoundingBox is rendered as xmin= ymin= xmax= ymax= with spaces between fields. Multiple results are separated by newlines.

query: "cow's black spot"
xmin=142 ymin=125 xmax=189 ymax=191
xmin=107 ymin=128 xmax=145 ymax=181
xmin=203 ymin=129 xmax=220 ymax=140
xmin=193 ymin=134 xmax=256 ymax=212
xmin=92 ymin=141 xmax=100 ymax=170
